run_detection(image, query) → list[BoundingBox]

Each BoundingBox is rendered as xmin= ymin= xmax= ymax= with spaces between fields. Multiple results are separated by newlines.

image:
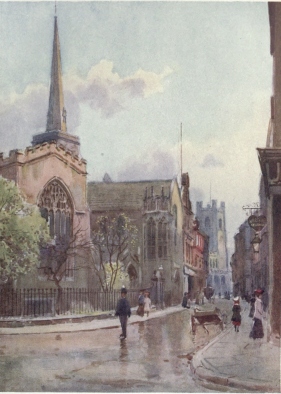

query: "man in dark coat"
xmin=182 ymin=292 xmax=190 ymax=308
xmin=115 ymin=287 xmax=131 ymax=339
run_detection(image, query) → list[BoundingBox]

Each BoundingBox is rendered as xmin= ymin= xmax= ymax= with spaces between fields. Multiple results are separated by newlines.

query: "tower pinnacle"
xmin=46 ymin=16 xmax=67 ymax=133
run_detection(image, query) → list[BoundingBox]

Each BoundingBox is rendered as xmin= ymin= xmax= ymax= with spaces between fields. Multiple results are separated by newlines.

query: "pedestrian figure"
xmin=115 ymin=287 xmax=131 ymax=340
xmin=187 ymin=293 xmax=191 ymax=308
xmin=231 ymin=296 xmax=241 ymax=332
xmin=250 ymin=289 xmax=264 ymax=340
xmin=195 ymin=291 xmax=200 ymax=305
xmin=200 ymin=290 xmax=205 ymax=305
xmin=181 ymin=292 xmax=190 ymax=308
xmin=144 ymin=290 xmax=151 ymax=317
xmin=137 ymin=290 xmax=145 ymax=317
xmin=219 ymin=292 xmax=221 ymax=298
xmin=249 ymin=293 xmax=255 ymax=318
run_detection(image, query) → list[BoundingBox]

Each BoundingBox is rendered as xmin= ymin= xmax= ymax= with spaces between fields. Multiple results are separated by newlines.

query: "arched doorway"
xmin=127 ymin=264 xmax=138 ymax=288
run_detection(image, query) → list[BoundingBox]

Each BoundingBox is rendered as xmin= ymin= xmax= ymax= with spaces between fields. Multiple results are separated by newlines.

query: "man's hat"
xmin=121 ymin=286 xmax=127 ymax=294
xmin=254 ymin=289 xmax=264 ymax=295
xmin=233 ymin=296 xmax=240 ymax=303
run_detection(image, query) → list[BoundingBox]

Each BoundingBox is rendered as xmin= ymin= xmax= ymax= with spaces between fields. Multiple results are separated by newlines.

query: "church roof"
xmin=88 ymin=179 xmax=174 ymax=211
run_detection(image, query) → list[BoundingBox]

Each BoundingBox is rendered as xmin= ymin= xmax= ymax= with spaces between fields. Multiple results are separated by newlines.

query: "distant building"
xmin=231 ymin=219 xmax=255 ymax=298
xmin=196 ymin=200 xmax=231 ymax=295
xmin=182 ymin=173 xmax=209 ymax=299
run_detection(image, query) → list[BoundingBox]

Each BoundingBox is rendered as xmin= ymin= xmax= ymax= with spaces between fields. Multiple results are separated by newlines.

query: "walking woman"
xmin=231 ymin=296 xmax=241 ymax=332
xmin=250 ymin=289 xmax=264 ymax=340
xmin=137 ymin=290 xmax=145 ymax=317
xmin=144 ymin=290 xmax=151 ymax=317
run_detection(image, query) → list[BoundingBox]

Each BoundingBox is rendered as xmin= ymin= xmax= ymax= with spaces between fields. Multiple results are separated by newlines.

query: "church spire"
xmin=46 ymin=16 xmax=67 ymax=133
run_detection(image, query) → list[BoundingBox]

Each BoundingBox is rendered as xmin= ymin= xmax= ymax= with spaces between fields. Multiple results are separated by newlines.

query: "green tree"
xmin=0 ymin=177 xmax=49 ymax=283
xmin=90 ymin=214 xmax=138 ymax=292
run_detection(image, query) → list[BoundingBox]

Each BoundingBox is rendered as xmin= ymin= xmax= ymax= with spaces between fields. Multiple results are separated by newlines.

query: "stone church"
xmin=88 ymin=178 xmax=184 ymax=304
xmin=0 ymin=17 xmax=91 ymax=289
xmin=0 ymin=15 xmax=200 ymax=305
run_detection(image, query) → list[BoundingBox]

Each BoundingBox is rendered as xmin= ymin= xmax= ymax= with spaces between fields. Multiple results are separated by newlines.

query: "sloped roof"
xmin=87 ymin=179 xmax=173 ymax=211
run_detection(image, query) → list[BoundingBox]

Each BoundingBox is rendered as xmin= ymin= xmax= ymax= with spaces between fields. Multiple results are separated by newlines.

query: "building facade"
xmin=182 ymin=173 xmax=209 ymax=299
xmin=196 ymin=200 xmax=231 ymax=295
xmin=231 ymin=219 xmax=255 ymax=298
xmin=257 ymin=2 xmax=281 ymax=345
xmin=88 ymin=178 xmax=184 ymax=304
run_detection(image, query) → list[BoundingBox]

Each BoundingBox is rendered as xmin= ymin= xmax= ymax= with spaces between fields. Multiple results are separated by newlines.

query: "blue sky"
xmin=0 ymin=1 xmax=272 ymax=252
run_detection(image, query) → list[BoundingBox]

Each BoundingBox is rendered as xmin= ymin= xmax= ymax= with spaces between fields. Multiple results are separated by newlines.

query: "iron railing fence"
xmin=0 ymin=288 xmax=142 ymax=318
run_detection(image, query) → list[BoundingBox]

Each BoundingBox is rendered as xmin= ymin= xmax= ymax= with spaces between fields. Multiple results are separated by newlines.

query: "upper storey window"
xmin=158 ymin=219 xmax=168 ymax=258
xmin=147 ymin=218 xmax=156 ymax=260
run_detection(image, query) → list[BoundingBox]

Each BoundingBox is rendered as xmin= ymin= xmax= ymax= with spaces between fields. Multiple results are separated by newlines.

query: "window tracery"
xmin=39 ymin=180 xmax=73 ymax=241
xmin=38 ymin=180 xmax=74 ymax=280
xmin=145 ymin=217 xmax=168 ymax=260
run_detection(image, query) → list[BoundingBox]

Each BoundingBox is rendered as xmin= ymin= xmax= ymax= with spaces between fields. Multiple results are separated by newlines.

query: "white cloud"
xmin=200 ymin=154 xmax=224 ymax=168
xmin=65 ymin=60 xmax=173 ymax=117
xmin=117 ymin=148 xmax=177 ymax=181
xmin=0 ymin=60 xmax=173 ymax=154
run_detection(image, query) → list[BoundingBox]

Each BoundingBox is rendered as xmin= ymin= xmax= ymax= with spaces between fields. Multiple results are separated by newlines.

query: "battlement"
xmin=196 ymin=200 xmax=225 ymax=212
xmin=0 ymin=141 xmax=87 ymax=173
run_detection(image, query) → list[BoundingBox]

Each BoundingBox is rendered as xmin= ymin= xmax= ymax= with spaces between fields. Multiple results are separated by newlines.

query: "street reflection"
xmin=119 ymin=338 xmax=128 ymax=361
xmin=0 ymin=309 xmax=223 ymax=392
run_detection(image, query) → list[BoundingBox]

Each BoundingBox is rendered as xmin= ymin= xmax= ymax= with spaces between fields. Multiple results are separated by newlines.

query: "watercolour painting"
xmin=0 ymin=1 xmax=280 ymax=392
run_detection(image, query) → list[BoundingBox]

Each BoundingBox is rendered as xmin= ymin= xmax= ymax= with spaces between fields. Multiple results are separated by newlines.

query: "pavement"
xmin=191 ymin=300 xmax=281 ymax=393
xmin=0 ymin=299 xmax=280 ymax=393
xmin=0 ymin=305 xmax=185 ymax=335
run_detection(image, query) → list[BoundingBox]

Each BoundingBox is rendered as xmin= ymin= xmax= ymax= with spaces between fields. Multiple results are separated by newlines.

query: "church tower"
xmin=31 ymin=16 xmax=80 ymax=156
xmin=0 ymin=14 xmax=91 ymax=289
xmin=196 ymin=200 xmax=231 ymax=295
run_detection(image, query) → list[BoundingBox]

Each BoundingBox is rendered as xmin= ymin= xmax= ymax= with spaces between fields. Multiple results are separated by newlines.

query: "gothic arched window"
xmin=158 ymin=219 xmax=167 ymax=258
xmin=39 ymin=180 xmax=73 ymax=241
xmin=147 ymin=218 xmax=156 ymax=259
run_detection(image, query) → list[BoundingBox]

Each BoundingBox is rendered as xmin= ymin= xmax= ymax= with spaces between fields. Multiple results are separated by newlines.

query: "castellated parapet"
xmin=0 ymin=141 xmax=87 ymax=174
xmin=0 ymin=141 xmax=88 ymax=212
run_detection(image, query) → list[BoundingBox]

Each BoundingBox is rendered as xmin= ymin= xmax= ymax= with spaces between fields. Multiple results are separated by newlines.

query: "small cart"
xmin=191 ymin=307 xmax=223 ymax=334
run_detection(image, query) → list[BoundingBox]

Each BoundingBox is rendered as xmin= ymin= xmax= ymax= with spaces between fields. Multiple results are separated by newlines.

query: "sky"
xmin=0 ymin=1 xmax=272 ymax=254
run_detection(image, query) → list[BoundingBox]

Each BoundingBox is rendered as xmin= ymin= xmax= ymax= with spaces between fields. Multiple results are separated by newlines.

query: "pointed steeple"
xmin=46 ymin=16 xmax=67 ymax=133
xmin=32 ymin=15 xmax=80 ymax=156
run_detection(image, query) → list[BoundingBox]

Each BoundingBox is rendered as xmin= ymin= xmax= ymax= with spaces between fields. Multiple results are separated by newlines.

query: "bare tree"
xmin=39 ymin=224 xmax=88 ymax=314
xmin=90 ymin=214 xmax=138 ymax=292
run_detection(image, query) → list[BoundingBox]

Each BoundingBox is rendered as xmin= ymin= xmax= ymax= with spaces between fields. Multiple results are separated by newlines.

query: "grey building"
xmin=196 ymin=200 xmax=231 ymax=295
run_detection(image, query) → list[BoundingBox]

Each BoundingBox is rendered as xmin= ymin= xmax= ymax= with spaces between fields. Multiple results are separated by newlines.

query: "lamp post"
xmin=246 ymin=214 xmax=266 ymax=255
xmin=251 ymin=233 xmax=262 ymax=254
xmin=152 ymin=265 xmax=165 ymax=310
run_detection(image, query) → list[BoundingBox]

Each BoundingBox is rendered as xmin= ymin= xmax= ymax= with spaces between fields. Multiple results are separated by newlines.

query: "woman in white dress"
xmin=144 ymin=291 xmax=151 ymax=317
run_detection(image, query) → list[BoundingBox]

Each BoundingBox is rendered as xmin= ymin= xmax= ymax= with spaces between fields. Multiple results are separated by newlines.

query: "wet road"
xmin=0 ymin=309 xmax=223 ymax=392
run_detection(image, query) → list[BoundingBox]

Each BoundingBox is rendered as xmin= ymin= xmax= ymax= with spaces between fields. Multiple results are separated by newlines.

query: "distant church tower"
xmin=196 ymin=200 xmax=231 ymax=294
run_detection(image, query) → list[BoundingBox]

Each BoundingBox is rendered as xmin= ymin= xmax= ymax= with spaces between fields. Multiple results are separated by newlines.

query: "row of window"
xmin=205 ymin=217 xmax=223 ymax=230
xmin=209 ymin=259 xmax=218 ymax=268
